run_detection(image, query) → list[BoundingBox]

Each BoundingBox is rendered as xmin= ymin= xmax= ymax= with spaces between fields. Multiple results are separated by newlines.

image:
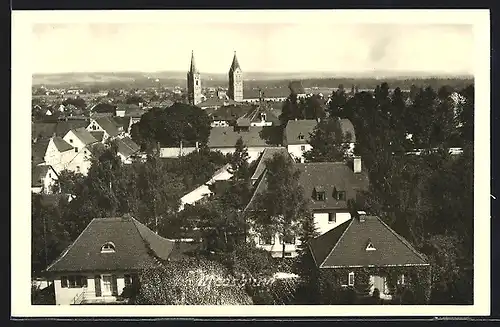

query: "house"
xmin=245 ymin=158 xmax=369 ymax=258
xmin=197 ymin=97 xmax=238 ymax=110
xmin=206 ymin=105 xmax=251 ymax=127
xmin=62 ymin=128 xmax=100 ymax=175
xmin=43 ymin=136 xmax=76 ymax=173
xmin=32 ymin=165 xmax=59 ymax=194
xmin=115 ymin=104 xmax=147 ymax=125
xmin=86 ymin=117 xmax=122 ymax=142
xmin=64 ymin=142 xmax=106 ymax=175
xmin=114 ymin=137 xmax=141 ymax=164
xmin=113 ymin=117 xmax=133 ymax=135
xmin=63 ymin=128 xmax=98 ymax=153
xmin=90 ymin=102 xmax=116 ymax=115
xmin=32 ymin=138 xmax=51 ymax=165
xmin=44 ymin=216 xmax=194 ymax=305
xmin=284 ymin=118 xmax=356 ymax=163
xmin=160 ymin=145 xmax=199 ymax=158
xmin=207 ymin=124 xmax=281 ymax=162
xmin=178 ymin=163 xmax=233 ymax=211
xmin=308 ymin=213 xmax=430 ymax=301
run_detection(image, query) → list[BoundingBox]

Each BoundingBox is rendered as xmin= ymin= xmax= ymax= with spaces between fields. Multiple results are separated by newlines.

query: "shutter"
xmin=61 ymin=276 xmax=68 ymax=288
xmin=111 ymin=275 xmax=118 ymax=296
xmin=94 ymin=275 xmax=101 ymax=297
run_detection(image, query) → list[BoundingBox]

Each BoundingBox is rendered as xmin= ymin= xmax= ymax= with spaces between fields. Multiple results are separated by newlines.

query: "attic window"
xmin=298 ymin=133 xmax=305 ymax=140
xmin=366 ymin=240 xmax=376 ymax=251
xmin=101 ymin=242 xmax=116 ymax=253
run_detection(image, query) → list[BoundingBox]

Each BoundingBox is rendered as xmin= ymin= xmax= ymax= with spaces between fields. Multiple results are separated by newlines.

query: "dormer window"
xmin=314 ymin=186 xmax=326 ymax=201
xmin=101 ymin=242 xmax=116 ymax=253
xmin=298 ymin=133 xmax=305 ymax=140
xmin=366 ymin=239 xmax=376 ymax=251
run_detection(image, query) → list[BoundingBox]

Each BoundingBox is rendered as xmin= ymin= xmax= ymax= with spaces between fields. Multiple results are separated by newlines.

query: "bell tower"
xmin=228 ymin=51 xmax=243 ymax=102
xmin=187 ymin=50 xmax=202 ymax=105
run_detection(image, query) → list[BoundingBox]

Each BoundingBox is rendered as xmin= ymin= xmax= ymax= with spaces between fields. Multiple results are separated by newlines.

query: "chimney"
xmin=357 ymin=211 xmax=366 ymax=222
xmin=353 ymin=156 xmax=362 ymax=173
xmin=317 ymin=117 xmax=321 ymax=123
xmin=195 ymin=141 xmax=199 ymax=150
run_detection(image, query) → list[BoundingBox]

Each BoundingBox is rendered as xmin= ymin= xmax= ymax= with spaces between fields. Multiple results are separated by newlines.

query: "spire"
xmin=230 ymin=51 xmax=241 ymax=72
xmin=189 ymin=50 xmax=199 ymax=74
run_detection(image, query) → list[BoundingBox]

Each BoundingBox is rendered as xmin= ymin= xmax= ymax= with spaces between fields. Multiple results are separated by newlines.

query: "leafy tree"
xmin=126 ymin=95 xmax=145 ymax=105
xmin=303 ymin=118 xmax=352 ymax=163
xmin=299 ymin=95 xmax=326 ymax=120
xmin=279 ymin=93 xmax=302 ymax=124
xmin=328 ymin=87 xmax=348 ymax=118
xmin=457 ymin=84 xmax=474 ymax=144
xmin=252 ymin=153 xmax=310 ymax=258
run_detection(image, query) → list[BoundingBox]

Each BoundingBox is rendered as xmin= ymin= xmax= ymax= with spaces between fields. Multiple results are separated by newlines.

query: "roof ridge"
xmin=243 ymin=170 xmax=267 ymax=212
xmin=319 ymin=219 xmax=354 ymax=268
xmin=45 ymin=218 xmax=97 ymax=272
xmin=376 ymin=216 xmax=429 ymax=263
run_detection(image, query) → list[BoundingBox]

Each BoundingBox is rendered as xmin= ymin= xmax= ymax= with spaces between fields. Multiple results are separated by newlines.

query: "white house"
xmin=86 ymin=117 xmax=122 ymax=143
xmin=43 ymin=136 xmax=76 ymax=173
xmin=244 ymin=159 xmax=369 ymax=258
xmin=114 ymin=137 xmax=141 ymax=164
xmin=31 ymin=165 xmax=59 ymax=194
xmin=62 ymin=128 xmax=100 ymax=175
xmin=178 ymin=163 xmax=233 ymax=211
xmin=44 ymin=216 xmax=191 ymax=305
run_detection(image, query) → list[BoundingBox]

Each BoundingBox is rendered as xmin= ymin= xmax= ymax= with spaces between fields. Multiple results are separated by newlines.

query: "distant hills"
xmin=32 ymin=71 xmax=473 ymax=87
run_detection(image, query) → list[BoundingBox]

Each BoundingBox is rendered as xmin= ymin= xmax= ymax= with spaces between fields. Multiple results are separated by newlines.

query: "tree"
xmin=457 ymin=84 xmax=474 ymax=144
xmin=279 ymin=93 xmax=301 ymax=124
xmin=252 ymin=153 xmax=310 ymax=258
xmin=299 ymin=95 xmax=326 ymax=120
xmin=328 ymin=87 xmax=348 ymax=118
xmin=303 ymin=118 xmax=352 ymax=163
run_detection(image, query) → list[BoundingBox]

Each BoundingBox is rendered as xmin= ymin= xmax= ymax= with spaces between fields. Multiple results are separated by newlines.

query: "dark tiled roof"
xmin=46 ymin=217 xmax=177 ymax=273
xmin=198 ymin=97 xmax=238 ymax=108
xmin=32 ymin=139 xmax=50 ymax=164
xmin=229 ymin=52 xmax=241 ymax=72
xmin=91 ymin=112 xmax=115 ymax=118
xmin=90 ymin=131 xmax=105 ymax=142
xmin=206 ymin=105 xmax=251 ymax=121
xmin=55 ymin=120 xmax=90 ymax=137
xmin=246 ymin=162 xmax=369 ymax=211
xmin=244 ymin=88 xmax=290 ymax=100
xmin=113 ymin=117 xmax=131 ymax=132
xmin=32 ymin=123 xmax=57 ymax=140
xmin=250 ymin=147 xmax=292 ymax=181
xmin=52 ymin=136 xmax=73 ymax=152
xmin=115 ymin=137 xmax=140 ymax=158
xmin=208 ymin=127 xmax=272 ymax=148
xmin=285 ymin=118 xmax=356 ymax=145
xmin=91 ymin=103 xmax=116 ymax=114
xmin=94 ymin=117 xmax=120 ymax=137
xmin=309 ymin=216 xmax=429 ymax=268
xmin=32 ymin=165 xmax=52 ymax=187
xmin=71 ymin=127 xmax=98 ymax=146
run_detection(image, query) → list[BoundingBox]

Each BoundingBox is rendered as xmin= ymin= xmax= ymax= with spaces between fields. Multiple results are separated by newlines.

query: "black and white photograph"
xmin=12 ymin=9 xmax=490 ymax=317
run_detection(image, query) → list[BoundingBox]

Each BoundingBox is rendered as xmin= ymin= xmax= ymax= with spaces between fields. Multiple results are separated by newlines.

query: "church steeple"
xmin=229 ymin=51 xmax=241 ymax=73
xmin=187 ymin=50 xmax=202 ymax=105
xmin=228 ymin=51 xmax=243 ymax=102
xmin=189 ymin=50 xmax=199 ymax=74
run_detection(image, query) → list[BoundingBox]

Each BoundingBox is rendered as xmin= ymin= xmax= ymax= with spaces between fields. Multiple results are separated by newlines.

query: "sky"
xmin=32 ymin=23 xmax=474 ymax=75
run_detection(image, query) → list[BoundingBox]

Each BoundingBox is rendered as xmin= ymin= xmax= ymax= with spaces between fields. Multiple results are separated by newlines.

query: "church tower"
xmin=187 ymin=51 xmax=202 ymax=106
xmin=228 ymin=51 xmax=243 ymax=102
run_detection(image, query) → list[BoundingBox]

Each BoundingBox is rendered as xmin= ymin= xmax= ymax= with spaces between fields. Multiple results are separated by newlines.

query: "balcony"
xmin=71 ymin=287 xmax=130 ymax=305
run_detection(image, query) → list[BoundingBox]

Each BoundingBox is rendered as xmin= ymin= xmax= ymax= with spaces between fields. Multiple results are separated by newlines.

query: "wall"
xmin=211 ymin=146 xmax=268 ymax=162
xmin=160 ymin=147 xmax=198 ymax=158
xmin=64 ymin=147 xmax=93 ymax=176
xmin=250 ymin=121 xmax=273 ymax=127
xmin=250 ymin=230 xmax=302 ymax=258
xmin=314 ymin=212 xmax=352 ymax=235
xmin=44 ymin=140 xmax=76 ymax=173
xmin=287 ymin=144 xmax=312 ymax=163
xmin=43 ymin=168 xmax=59 ymax=194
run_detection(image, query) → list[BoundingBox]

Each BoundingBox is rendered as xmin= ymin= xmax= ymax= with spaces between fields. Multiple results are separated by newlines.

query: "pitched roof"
xmin=189 ymin=50 xmax=199 ymax=74
xmin=32 ymin=122 xmax=57 ymax=140
xmin=94 ymin=117 xmax=121 ymax=137
xmin=113 ymin=116 xmax=131 ymax=131
xmin=198 ymin=97 xmax=238 ymax=108
xmin=308 ymin=216 xmax=429 ymax=268
xmin=115 ymin=137 xmax=140 ymax=158
xmin=32 ymin=139 xmax=50 ymax=164
xmin=32 ymin=165 xmax=53 ymax=187
xmin=208 ymin=127 xmax=273 ymax=148
xmin=90 ymin=112 xmax=115 ymax=118
xmin=206 ymin=105 xmax=251 ymax=122
xmin=250 ymin=147 xmax=292 ymax=181
xmin=244 ymin=88 xmax=290 ymax=99
xmin=90 ymin=131 xmax=105 ymax=142
xmin=229 ymin=51 xmax=241 ymax=72
xmin=284 ymin=118 xmax=356 ymax=145
xmin=91 ymin=102 xmax=116 ymax=113
xmin=71 ymin=127 xmax=98 ymax=146
xmin=45 ymin=217 xmax=178 ymax=273
xmin=52 ymin=136 xmax=74 ymax=152
xmin=55 ymin=120 xmax=90 ymax=137
xmin=246 ymin=162 xmax=369 ymax=211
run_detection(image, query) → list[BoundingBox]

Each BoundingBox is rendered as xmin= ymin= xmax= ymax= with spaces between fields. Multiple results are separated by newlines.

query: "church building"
xmin=187 ymin=51 xmax=203 ymax=105
xmin=228 ymin=51 xmax=244 ymax=102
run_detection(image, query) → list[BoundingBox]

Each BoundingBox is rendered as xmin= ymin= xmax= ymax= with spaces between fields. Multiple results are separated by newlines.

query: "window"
xmin=124 ymin=274 xmax=133 ymax=287
xmin=74 ymin=147 xmax=79 ymax=153
xmin=61 ymin=275 xmax=87 ymax=288
xmin=280 ymin=235 xmax=296 ymax=245
xmin=348 ymin=272 xmax=355 ymax=286
xmin=196 ymin=80 xmax=199 ymax=86
xmin=284 ymin=252 xmax=293 ymax=257
xmin=48 ymin=173 xmax=51 ymax=178
xmin=258 ymin=234 xmax=275 ymax=245
xmin=92 ymin=125 xmax=96 ymax=130
xmin=298 ymin=134 xmax=305 ymax=140
xmin=315 ymin=191 xmax=326 ymax=201
xmin=328 ymin=212 xmax=336 ymax=223
xmin=69 ymin=139 xmax=73 ymax=143
xmin=397 ymin=274 xmax=406 ymax=285
xmin=366 ymin=240 xmax=376 ymax=251
xmin=300 ymin=145 xmax=306 ymax=151
xmin=101 ymin=242 xmax=116 ymax=253
xmin=76 ymin=166 xmax=80 ymax=172
xmin=336 ymin=191 xmax=346 ymax=201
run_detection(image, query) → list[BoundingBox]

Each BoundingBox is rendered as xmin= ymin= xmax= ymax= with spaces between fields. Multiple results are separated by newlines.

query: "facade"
xmin=45 ymin=216 xmax=185 ymax=305
xmin=114 ymin=137 xmax=141 ymax=164
xmin=86 ymin=117 xmax=122 ymax=143
xmin=44 ymin=136 xmax=76 ymax=173
xmin=228 ymin=52 xmax=244 ymax=102
xmin=308 ymin=214 xmax=430 ymax=301
xmin=187 ymin=51 xmax=202 ymax=106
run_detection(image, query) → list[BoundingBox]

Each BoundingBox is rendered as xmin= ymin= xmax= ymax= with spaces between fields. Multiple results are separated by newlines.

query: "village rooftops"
xmin=52 ymin=136 xmax=74 ymax=152
xmin=285 ymin=118 xmax=356 ymax=145
xmin=32 ymin=165 xmax=56 ymax=187
xmin=197 ymin=97 xmax=238 ymax=109
xmin=70 ymin=127 xmax=98 ymax=146
xmin=246 ymin=162 xmax=369 ymax=211
xmin=207 ymin=126 xmax=280 ymax=148
xmin=308 ymin=215 xmax=429 ymax=268
xmin=93 ymin=117 xmax=121 ymax=137
xmin=250 ymin=147 xmax=292 ymax=181
xmin=45 ymin=217 xmax=180 ymax=274
xmin=115 ymin=137 xmax=141 ymax=158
